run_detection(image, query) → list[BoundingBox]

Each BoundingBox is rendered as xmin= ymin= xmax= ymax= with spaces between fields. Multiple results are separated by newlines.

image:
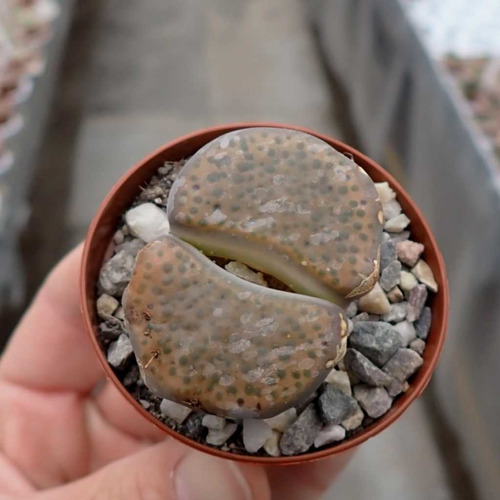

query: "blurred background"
xmin=0 ymin=0 xmax=499 ymax=498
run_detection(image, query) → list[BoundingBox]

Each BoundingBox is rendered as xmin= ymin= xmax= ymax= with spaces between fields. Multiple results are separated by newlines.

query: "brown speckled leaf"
xmin=167 ymin=127 xmax=382 ymax=305
xmin=122 ymin=236 xmax=347 ymax=419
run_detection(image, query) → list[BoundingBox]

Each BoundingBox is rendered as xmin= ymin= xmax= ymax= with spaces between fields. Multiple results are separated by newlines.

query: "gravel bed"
xmin=95 ymin=160 xmax=437 ymax=457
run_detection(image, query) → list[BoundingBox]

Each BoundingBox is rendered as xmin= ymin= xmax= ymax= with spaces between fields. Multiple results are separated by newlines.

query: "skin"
xmin=0 ymin=245 xmax=351 ymax=499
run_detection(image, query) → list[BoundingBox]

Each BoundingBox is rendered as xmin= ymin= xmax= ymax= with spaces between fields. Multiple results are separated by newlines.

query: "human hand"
xmin=0 ymin=245 xmax=351 ymax=499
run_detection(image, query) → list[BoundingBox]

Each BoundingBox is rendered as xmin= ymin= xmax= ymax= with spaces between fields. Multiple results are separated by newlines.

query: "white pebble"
xmin=400 ymin=271 xmax=419 ymax=292
xmin=341 ymin=406 xmax=364 ymax=431
xmin=384 ymin=214 xmax=410 ymax=233
xmin=206 ymin=423 xmax=238 ymax=446
xmin=325 ymin=369 xmax=352 ymax=395
xmin=202 ymin=414 xmax=226 ymax=430
xmin=125 ymin=203 xmax=170 ymax=242
xmin=114 ymin=306 xmax=125 ymax=321
xmin=393 ymin=321 xmax=417 ymax=347
xmin=410 ymin=338 xmax=426 ymax=355
xmin=375 ymin=182 xmax=396 ymax=204
xmin=411 ymin=260 xmax=439 ymax=292
xmin=243 ymin=419 xmax=272 ymax=453
xmin=107 ymin=334 xmax=133 ymax=369
xmin=96 ymin=294 xmax=119 ymax=318
xmin=358 ymin=283 xmax=391 ymax=315
xmin=382 ymin=199 xmax=402 ymax=220
xmin=159 ymin=399 xmax=191 ymax=424
xmin=264 ymin=408 xmax=297 ymax=432
xmin=314 ymin=424 xmax=346 ymax=448
xmin=264 ymin=430 xmax=281 ymax=457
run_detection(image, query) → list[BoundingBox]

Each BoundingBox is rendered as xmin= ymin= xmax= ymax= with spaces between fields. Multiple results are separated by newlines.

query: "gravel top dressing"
xmin=95 ymin=132 xmax=437 ymax=457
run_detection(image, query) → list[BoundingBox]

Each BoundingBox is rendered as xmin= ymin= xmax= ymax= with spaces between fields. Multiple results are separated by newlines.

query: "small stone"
xmin=344 ymin=349 xmax=395 ymax=388
xmin=225 ymin=261 xmax=268 ymax=287
xmin=99 ymin=316 xmax=125 ymax=342
xmin=107 ymin=334 xmax=133 ymax=369
xmin=358 ymin=283 xmax=391 ymax=315
xmin=314 ymin=424 xmax=346 ymax=448
xmin=396 ymin=240 xmax=424 ymax=267
xmin=416 ymin=307 xmax=432 ymax=339
xmin=382 ymin=302 xmax=407 ymax=323
xmin=115 ymin=238 xmax=145 ymax=257
xmin=400 ymin=270 xmax=418 ymax=293
xmin=379 ymin=261 xmax=402 ymax=292
xmin=325 ymin=369 xmax=352 ymax=395
xmin=383 ymin=349 xmax=423 ymax=382
xmin=393 ymin=321 xmax=417 ymax=347
xmin=317 ymin=385 xmax=360 ymax=425
xmin=411 ymin=260 xmax=438 ymax=292
xmin=125 ymin=203 xmax=170 ymax=242
xmin=349 ymin=321 xmax=402 ymax=366
xmin=160 ymin=399 xmax=192 ymax=424
xmin=407 ymin=285 xmax=428 ymax=322
xmin=375 ymin=182 xmax=396 ymax=203
xmin=410 ymin=338 xmax=426 ymax=355
xmin=386 ymin=286 xmax=404 ymax=303
xmin=341 ymin=406 xmax=364 ymax=431
xmin=347 ymin=319 xmax=354 ymax=335
xmin=280 ymin=404 xmax=322 ymax=456
xmin=346 ymin=301 xmax=358 ymax=318
xmin=390 ymin=231 xmax=411 ymax=244
xmin=139 ymin=399 xmax=151 ymax=410
xmin=382 ymin=199 xmax=402 ymax=220
xmin=113 ymin=229 xmax=125 ymax=245
xmin=182 ymin=413 xmax=205 ymax=440
xmin=206 ymin=423 xmax=238 ymax=446
xmin=385 ymin=214 xmax=410 ymax=233
xmin=114 ymin=306 xmax=125 ymax=321
xmin=96 ymin=294 xmax=119 ymax=318
xmin=202 ymin=414 xmax=226 ymax=430
xmin=264 ymin=408 xmax=297 ymax=432
xmin=380 ymin=238 xmax=397 ymax=270
xmin=353 ymin=385 xmax=393 ymax=418
xmin=99 ymin=250 xmax=135 ymax=296
xmin=123 ymin=365 xmax=139 ymax=388
xmin=352 ymin=312 xmax=370 ymax=322
xmin=264 ymin=430 xmax=282 ymax=457
xmin=243 ymin=419 xmax=272 ymax=453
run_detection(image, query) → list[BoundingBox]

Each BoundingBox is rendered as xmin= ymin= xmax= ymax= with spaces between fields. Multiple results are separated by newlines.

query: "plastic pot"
xmin=81 ymin=123 xmax=448 ymax=468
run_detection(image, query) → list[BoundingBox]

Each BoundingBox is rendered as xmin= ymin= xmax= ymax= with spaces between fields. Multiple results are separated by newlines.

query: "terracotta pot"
xmin=81 ymin=123 xmax=449 ymax=468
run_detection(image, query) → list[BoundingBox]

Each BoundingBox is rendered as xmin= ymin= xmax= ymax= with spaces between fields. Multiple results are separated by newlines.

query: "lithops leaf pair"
xmin=122 ymin=127 xmax=383 ymax=419
xmin=167 ymin=127 xmax=383 ymax=306
xmin=122 ymin=235 xmax=348 ymax=418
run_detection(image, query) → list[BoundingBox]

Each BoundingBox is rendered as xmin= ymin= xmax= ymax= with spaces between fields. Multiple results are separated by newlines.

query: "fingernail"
xmin=175 ymin=451 xmax=252 ymax=500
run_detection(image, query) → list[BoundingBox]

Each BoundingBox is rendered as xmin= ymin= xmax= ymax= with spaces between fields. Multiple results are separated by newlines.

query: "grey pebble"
xmin=99 ymin=250 xmax=135 ymax=296
xmin=382 ymin=302 xmax=408 ymax=323
xmin=107 ymin=334 xmax=134 ymax=369
xmin=407 ymin=285 xmax=428 ymax=322
xmin=353 ymin=385 xmax=393 ymax=418
xmin=389 ymin=231 xmax=410 ymax=244
xmin=346 ymin=301 xmax=358 ymax=318
xmin=415 ymin=306 xmax=432 ymax=340
xmin=181 ymin=413 xmax=205 ymax=441
xmin=280 ymin=404 xmax=323 ymax=456
xmin=317 ymin=385 xmax=360 ymax=425
xmin=352 ymin=312 xmax=370 ymax=322
xmin=383 ymin=349 xmax=423 ymax=382
xmin=349 ymin=322 xmax=403 ymax=367
xmin=115 ymin=238 xmax=145 ymax=258
xmin=379 ymin=260 xmax=402 ymax=292
xmin=409 ymin=338 xmax=426 ymax=355
xmin=380 ymin=238 xmax=397 ymax=271
xmin=344 ymin=349 xmax=394 ymax=388
xmin=99 ymin=316 xmax=125 ymax=342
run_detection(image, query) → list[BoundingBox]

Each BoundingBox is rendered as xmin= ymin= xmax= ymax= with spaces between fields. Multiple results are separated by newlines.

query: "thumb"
xmin=34 ymin=439 xmax=271 ymax=500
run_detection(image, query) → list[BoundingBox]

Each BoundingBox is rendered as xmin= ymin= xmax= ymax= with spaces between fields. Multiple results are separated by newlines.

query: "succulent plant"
xmin=122 ymin=235 xmax=348 ymax=419
xmin=121 ymin=127 xmax=384 ymax=418
xmin=167 ymin=127 xmax=382 ymax=306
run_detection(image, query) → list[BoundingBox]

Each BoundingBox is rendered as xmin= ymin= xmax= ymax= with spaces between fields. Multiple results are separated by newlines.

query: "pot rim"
xmin=81 ymin=122 xmax=449 ymax=465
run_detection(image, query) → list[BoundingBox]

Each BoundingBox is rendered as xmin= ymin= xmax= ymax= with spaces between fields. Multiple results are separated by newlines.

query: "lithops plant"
xmin=122 ymin=235 xmax=348 ymax=419
xmin=167 ymin=127 xmax=383 ymax=306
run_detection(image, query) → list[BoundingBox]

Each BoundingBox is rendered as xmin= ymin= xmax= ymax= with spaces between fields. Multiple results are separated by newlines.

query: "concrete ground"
xmin=14 ymin=0 xmax=469 ymax=498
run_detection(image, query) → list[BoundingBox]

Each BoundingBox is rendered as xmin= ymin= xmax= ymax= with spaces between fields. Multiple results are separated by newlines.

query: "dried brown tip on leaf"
xmin=122 ymin=235 xmax=347 ymax=419
xmin=167 ymin=127 xmax=382 ymax=304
